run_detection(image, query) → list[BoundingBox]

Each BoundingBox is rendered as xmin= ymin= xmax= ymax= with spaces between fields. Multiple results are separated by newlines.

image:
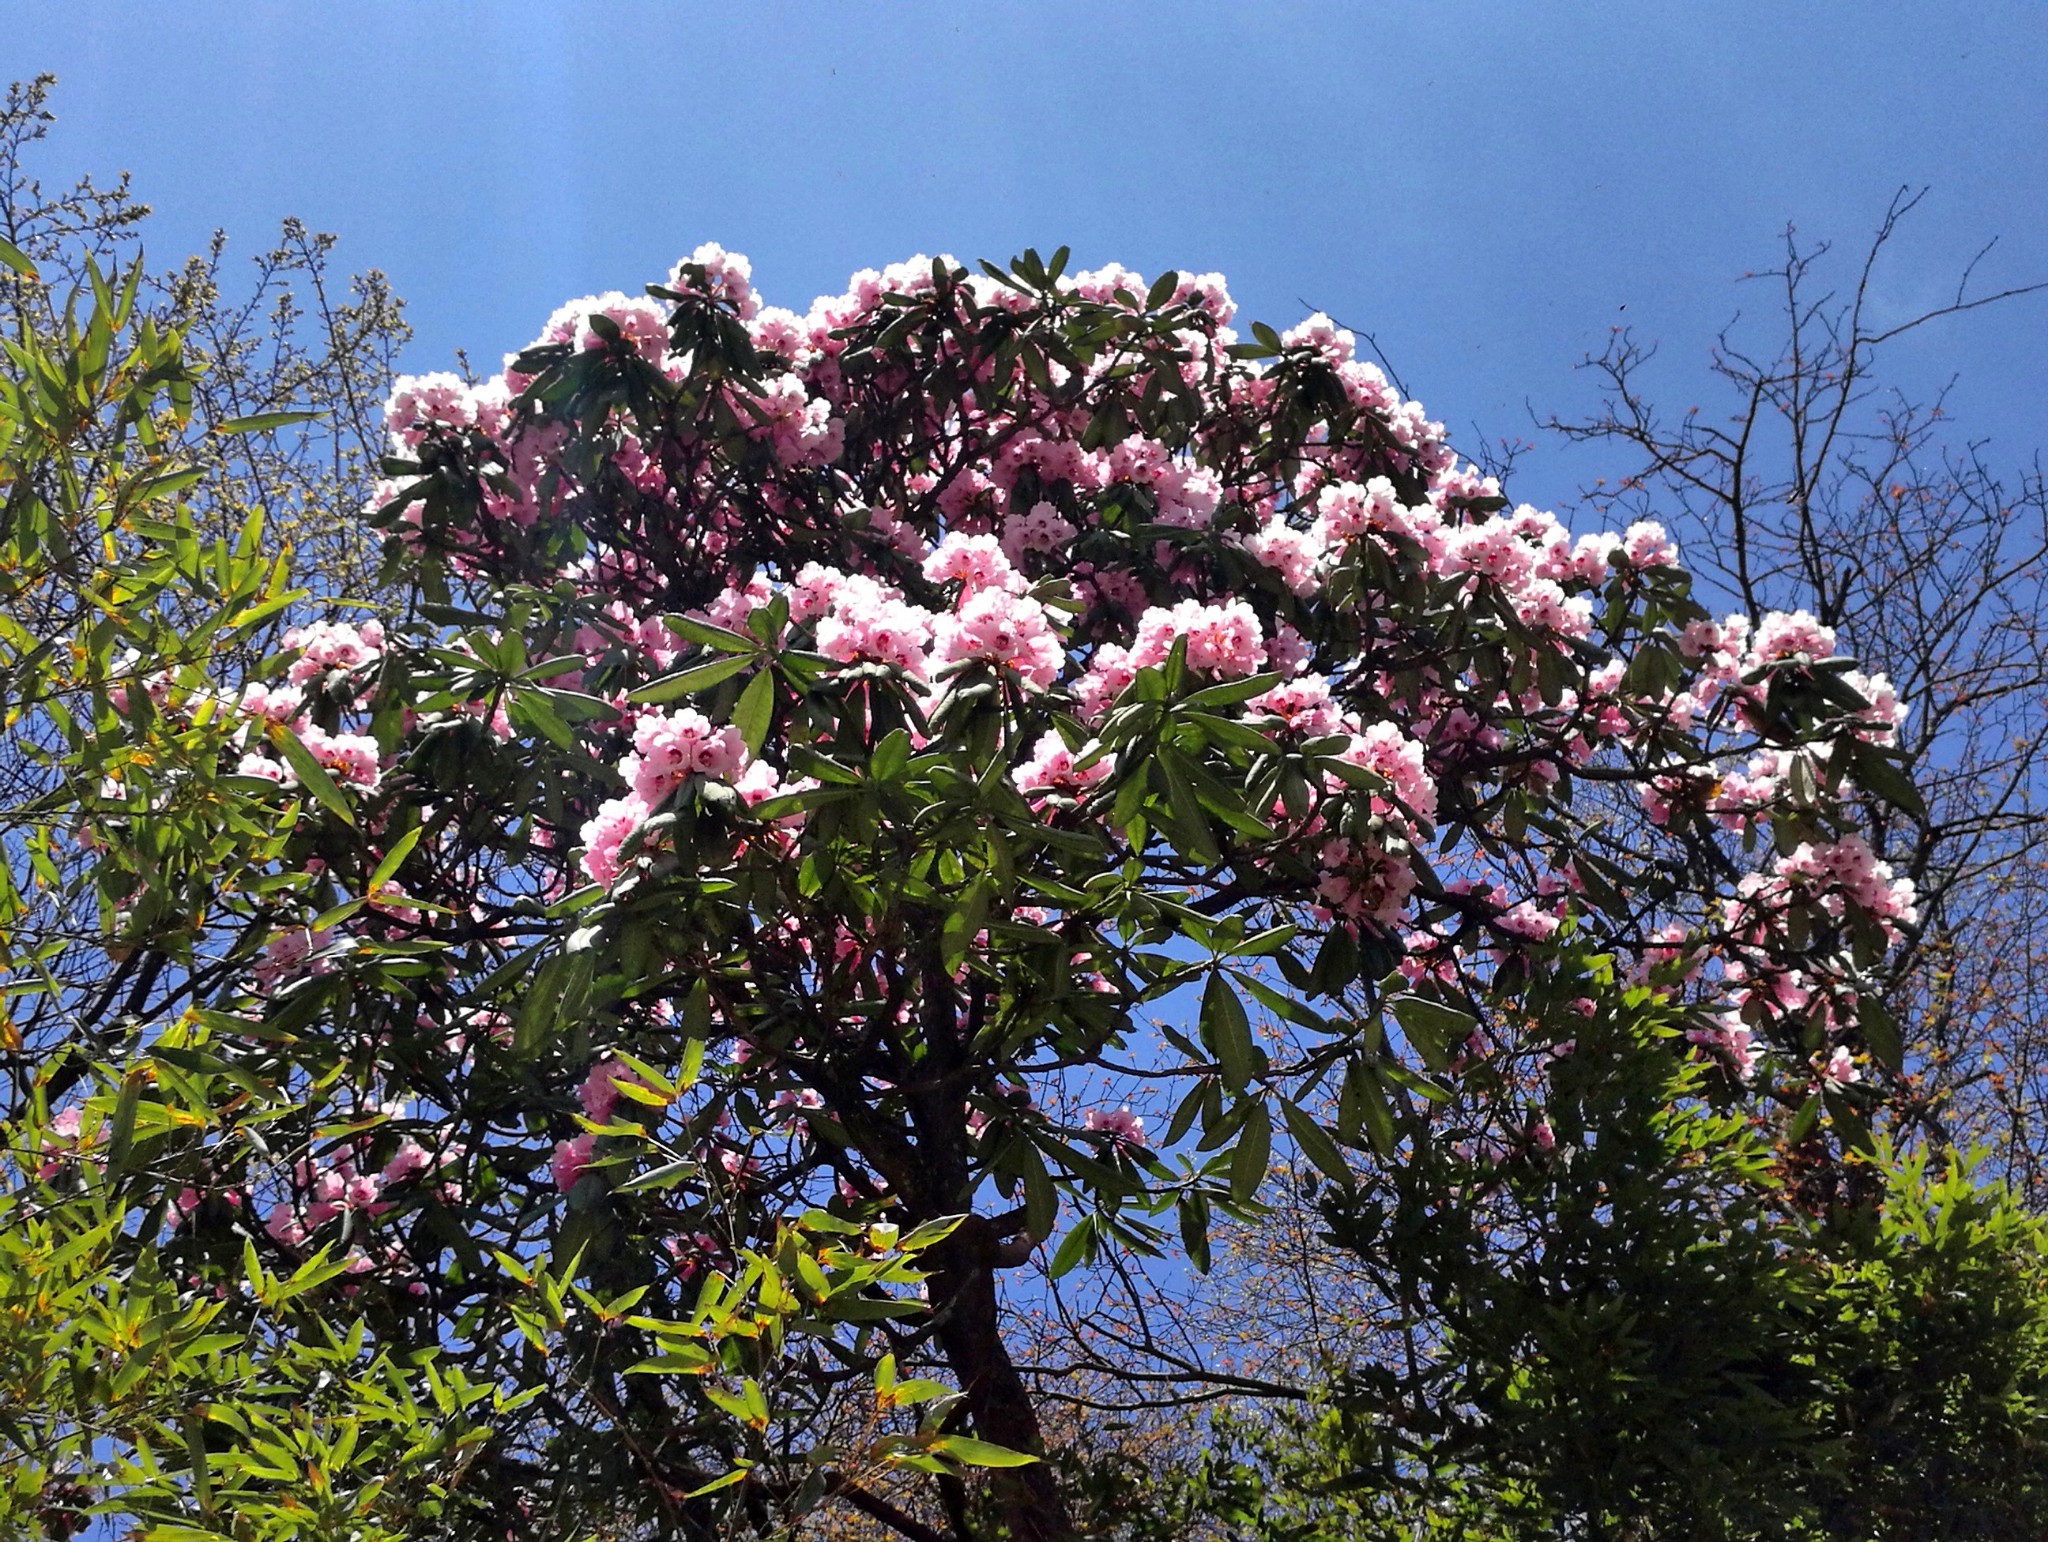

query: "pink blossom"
xmin=1748 ymin=609 xmax=1838 ymax=664
xmin=625 ymin=707 xmax=748 ymax=805
xmin=1496 ymin=901 xmax=1562 ymax=942
xmin=1003 ymin=499 xmax=1077 ymax=560
xmin=1012 ymin=731 xmax=1111 ymax=797
xmin=672 ymin=241 xmax=759 ymax=319
xmin=1621 ymin=520 xmax=1678 ymax=569
xmin=1129 ymin=599 xmax=1267 ymax=678
xmin=1335 ymin=722 xmax=1438 ymax=825
xmin=237 ymin=682 xmax=305 ymax=722
xmin=551 ymin=1133 xmax=598 ymax=1192
xmin=384 ymin=371 xmax=474 ymax=447
xmin=1249 ymin=675 xmax=1344 ymax=738
xmin=1687 ymin=1013 xmax=1761 ymax=1081
xmin=815 ymin=584 xmax=935 ymax=677
xmin=931 ymin=588 xmax=1063 ymax=688
xmin=253 ymin=927 xmax=335 ymax=988
xmin=1822 ymin=1045 xmax=1861 ymax=1088
xmin=297 ymin=724 xmax=382 ymax=790
xmin=578 ymin=1057 xmax=655 ymax=1122
xmin=1241 ymin=517 xmax=1326 ymax=595
xmin=922 ymin=532 xmax=1024 ymax=595
xmin=1313 ymin=841 xmax=1416 ymax=928
xmin=381 ymin=1139 xmax=436 ymax=1186
xmin=579 ymin=794 xmax=647 ymax=887
xmin=1083 ymin=1106 xmax=1146 ymax=1149
xmin=282 ymin=620 xmax=385 ymax=686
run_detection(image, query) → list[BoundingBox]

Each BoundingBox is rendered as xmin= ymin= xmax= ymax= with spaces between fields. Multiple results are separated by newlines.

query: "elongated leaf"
xmin=1280 ymin=1098 xmax=1352 ymax=1188
xmin=1021 ymin=1143 xmax=1057 ymax=1243
xmin=1201 ymin=972 xmax=1257 ymax=1092
xmin=1048 ymin=1214 xmax=1095 ymax=1280
xmin=368 ymin=825 xmax=423 ymax=892
xmin=269 ymin=724 xmax=357 ymax=827
xmin=0 ymin=237 xmax=38 ymax=281
xmin=1852 ymin=741 xmax=1927 ymax=819
xmin=1345 ymin=1056 xmax=1397 ymax=1157
xmin=934 ymin=1436 xmax=1040 ymax=1468
xmin=1857 ymin=993 xmax=1904 ymax=1073
xmin=1391 ymin=995 xmax=1473 ymax=1073
xmin=733 ymin=667 xmax=775 ymax=756
xmin=627 ymin=653 xmax=753 ymax=704
xmin=215 ymin=409 xmax=320 ymax=435
xmin=1230 ymin=1100 xmax=1271 ymax=1202
xmin=617 ymin=1158 xmax=699 ymax=1194
xmin=660 ymin=615 xmax=755 ymax=653
xmin=1178 ymin=1193 xmax=1212 ymax=1273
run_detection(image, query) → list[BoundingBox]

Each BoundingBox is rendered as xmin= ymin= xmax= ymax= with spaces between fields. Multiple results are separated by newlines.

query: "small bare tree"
xmin=1546 ymin=187 xmax=2048 ymax=1193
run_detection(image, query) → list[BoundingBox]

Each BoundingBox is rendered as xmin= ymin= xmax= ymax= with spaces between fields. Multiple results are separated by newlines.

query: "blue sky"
xmin=14 ymin=1 xmax=2048 ymax=521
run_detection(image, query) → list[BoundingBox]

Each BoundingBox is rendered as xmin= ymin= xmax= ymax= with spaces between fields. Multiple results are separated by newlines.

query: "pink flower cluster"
xmin=283 ymin=619 xmax=385 ymax=686
xmin=1083 ymin=1106 xmax=1146 ymax=1149
xmin=1012 ymin=732 xmax=1112 ymax=800
xmin=264 ymin=1133 xmax=461 ymax=1249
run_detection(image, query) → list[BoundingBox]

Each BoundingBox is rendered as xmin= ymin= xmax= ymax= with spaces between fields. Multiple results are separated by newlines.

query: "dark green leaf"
xmin=1230 ymin=1101 xmax=1271 ymax=1202
xmin=1391 ymin=995 xmax=1473 ymax=1073
xmin=269 ymin=724 xmax=357 ymax=828
xmin=1202 ymin=973 xmax=1258 ymax=1092
xmin=732 ymin=668 xmax=776 ymax=756
xmin=1280 ymin=1098 xmax=1352 ymax=1188
xmin=627 ymin=654 xmax=753 ymax=704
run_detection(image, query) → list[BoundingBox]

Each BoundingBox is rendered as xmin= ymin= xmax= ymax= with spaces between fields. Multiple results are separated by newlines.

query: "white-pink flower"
xmin=625 ymin=707 xmax=747 ymax=805
xmin=931 ymin=588 xmax=1063 ymax=688
xmin=1012 ymin=731 xmax=1111 ymax=797
xmin=1083 ymin=1106 xmax=1146 ymax=1149
xmin=1129 ymin=598 xmax=1267 ymax=678
xmin=297 ymin=724 xmax=383 ymax=790
xmin=551 ymin=1133 xmax=598 ymax=1192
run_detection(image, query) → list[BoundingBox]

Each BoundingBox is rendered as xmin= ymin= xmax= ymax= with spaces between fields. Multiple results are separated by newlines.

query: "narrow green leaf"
xmin=1280 ymin=1098 xmax=1352 ymax=1188
xmin=1178 ymin=1193 xmax=1212 ymax=1273
xmin=0 ymin=237 xmax=38 ymax=281
xmin=1346 ymin=1056 xmax=1397 ymax=1157
xmin=368 ymin=825 xmax=422 ymax=892
xmin=933 ymin=1436 xmax=1040 ymax=1469
xmin=104 ymin=1069 xmax=146 ymax=1176
xmin=683 ymin=1467 xmax=752 ymax=1498
xmin=1391 ymin=995 xmax=1473 ymax=1073
xmin=1230 ymin=1101 xmax=1271 ymax=1202
xmin=268 ymin=724 xmax=357 ymax=827
xmin=214 ymin=409 xmax=320 ymax=435
xmin=1858 ymin=993 xmax=1904 ymax=1073
xmin=733 ymin=667 xmax=775 ymax=757
xmin=626 ymin=653 xmax=753 ymax=704
xmin=660 ymin=615 xmax=756 ymax=654
xmin=1201 ymin=972 xmax=1257 ymax=1092
xmin=617 ymin=1158 xmax=699 ymax=1194
xmin=1048 ymin=1215 xmax=1095 ymax=1280
xmin=1021 ymin=1143 xmax=1057 ymax=1244
xmin=1851 ymin=741 xmax=1926 ymax=820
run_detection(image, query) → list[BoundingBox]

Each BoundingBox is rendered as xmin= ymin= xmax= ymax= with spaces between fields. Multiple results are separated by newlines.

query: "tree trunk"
xmin=929 ymin=1230 xmax=1069 ymax=1541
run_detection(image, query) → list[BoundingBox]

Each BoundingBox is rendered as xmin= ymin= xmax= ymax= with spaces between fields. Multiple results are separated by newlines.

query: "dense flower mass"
xmin=344 ymin=244 xmax=1928 ymax=1227
xmin=81 ymin=242 xmax=1924 ymax=1532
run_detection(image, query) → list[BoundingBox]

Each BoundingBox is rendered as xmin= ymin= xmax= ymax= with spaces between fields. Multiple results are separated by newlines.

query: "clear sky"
xmin=12 ymin=2 xmax=2048 ymax=520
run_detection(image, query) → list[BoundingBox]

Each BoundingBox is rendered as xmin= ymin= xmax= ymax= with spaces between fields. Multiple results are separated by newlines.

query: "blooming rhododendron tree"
xmin=7 ymin=240 xmax=1924 ymax=1540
